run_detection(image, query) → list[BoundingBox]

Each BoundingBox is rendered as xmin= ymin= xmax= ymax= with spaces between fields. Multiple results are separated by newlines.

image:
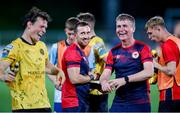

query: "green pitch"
xmin=0 ymin=76 xmax=159 ymax=112
xmin=108 ymin=74 xmax=159 ymax=113
xmin=0 ymin=77 xmax=55 ymax=112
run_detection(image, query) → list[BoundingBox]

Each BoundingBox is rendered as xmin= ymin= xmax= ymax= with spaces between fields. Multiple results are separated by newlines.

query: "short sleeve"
xmin=161 ymin=40 xmax=178 ymax=63
xmin=1 ymin=43 xmax=18 ymax=63
xmin=65 ymin=50 xmax=81 ymax=68
xmin=105 ymin=50 xmax=114 ymax=70
xmin=140 ymin=45 xmax=153 ymax=63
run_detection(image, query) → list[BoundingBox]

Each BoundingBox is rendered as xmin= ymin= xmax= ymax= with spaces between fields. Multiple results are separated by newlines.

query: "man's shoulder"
xmin=37 ymin=41 xmax=47 ymax=47
xmin=7 ymin=38 xmax=22 ymax=49
xmin=89 ymin=36 xmax=104 ymax=47
xmin=57 ymin=40 xmax=67 ymax=47
xmin=1 ymin=38 xmax=20 ymax=59
xmin=135 ymin=40 xmax=148 ymax=46
xmin=111 ymin=43 xmax=122 ymax=51
xmin=65 ymin=43 xmax=76 ymax=52
xmin=91 ymin=36 xmax=104 ymax=42
xmin=11 ymin=38 xmax=22 ymax=44
xmin=64 ymin=44 xmax=81 ymax=59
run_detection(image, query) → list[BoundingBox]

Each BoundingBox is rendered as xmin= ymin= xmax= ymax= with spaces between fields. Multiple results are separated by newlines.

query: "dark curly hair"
xmin=22 ymin=6 xmax=52 ymax=28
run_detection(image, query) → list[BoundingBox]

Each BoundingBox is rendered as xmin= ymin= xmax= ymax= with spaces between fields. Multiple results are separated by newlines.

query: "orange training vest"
xmin=57 ymin=40 xmax=67 ymax=69
xmin=158 ymin=36 xmax=180 ymax=90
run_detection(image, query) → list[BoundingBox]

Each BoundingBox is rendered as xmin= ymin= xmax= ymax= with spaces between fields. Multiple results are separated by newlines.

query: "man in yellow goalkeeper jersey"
xmin=0 ymin=7 xmax=65 ymax=112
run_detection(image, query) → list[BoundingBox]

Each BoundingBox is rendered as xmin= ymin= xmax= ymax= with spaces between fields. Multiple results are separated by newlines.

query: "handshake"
xmin=100 ymin=78 xmax=127 ymax=93
xmin=5 ymin=61 xmax=19 ymax=82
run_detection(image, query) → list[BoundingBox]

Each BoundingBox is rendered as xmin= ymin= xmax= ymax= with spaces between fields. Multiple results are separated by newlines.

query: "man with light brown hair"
xmin=48 ymin=17 xmax=80 ymax=112
xmin=100 ymin=13 xmax=153 ymax=112
xmin=145 ymin=16 xmax=180 ymax=112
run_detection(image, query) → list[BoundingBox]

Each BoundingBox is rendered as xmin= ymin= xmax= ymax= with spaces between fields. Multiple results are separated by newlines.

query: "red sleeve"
xmin=161 ymin=40 xmax=178 ymax=64
xmin=65 ymin=50 xmax=81 ymax=68
xmin=105 ymin=51 xmax=114 ymax=70
xmin=140 ymin=45 xmax=153 ymax=63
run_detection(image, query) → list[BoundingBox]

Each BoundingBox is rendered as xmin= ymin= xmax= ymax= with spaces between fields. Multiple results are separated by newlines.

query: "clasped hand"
xmin=101 ymin=78 xmax=126 ymax=93
xmin=55 ymin=70 xmax=65 ymax=90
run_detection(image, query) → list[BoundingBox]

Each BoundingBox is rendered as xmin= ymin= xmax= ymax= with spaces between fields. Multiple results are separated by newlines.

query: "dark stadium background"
xmin=0 ymin=0 xmax=179 ymax=112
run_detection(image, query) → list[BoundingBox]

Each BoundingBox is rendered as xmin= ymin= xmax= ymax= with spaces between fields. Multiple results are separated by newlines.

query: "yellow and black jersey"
xmin=1 ymin=38 xmax=50 ymax=110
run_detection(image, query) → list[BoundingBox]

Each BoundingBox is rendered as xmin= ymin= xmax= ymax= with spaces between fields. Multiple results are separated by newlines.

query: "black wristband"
xmin=88 ymin=74 xmax=94 ymax=80
xmin=124 ymin=76 xmax=129 ymax=84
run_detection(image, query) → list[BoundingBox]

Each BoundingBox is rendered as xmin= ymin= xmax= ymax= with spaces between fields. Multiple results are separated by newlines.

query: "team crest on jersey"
xmin=132 ymin=51 xmax=139 ymax=59
xmin=40 ymin=49 xmax=44 ymax=55
xmin=1 ymin=44 xmax=13 ymax=58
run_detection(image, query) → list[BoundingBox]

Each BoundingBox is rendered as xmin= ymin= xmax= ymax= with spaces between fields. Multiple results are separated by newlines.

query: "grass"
xmin=108 ymin=74 xmax=159 ymax=113
xmin=0 ymin=77 xmax=55 ymax=112
xmin=0 ymin=75 xmax=159 ymax=112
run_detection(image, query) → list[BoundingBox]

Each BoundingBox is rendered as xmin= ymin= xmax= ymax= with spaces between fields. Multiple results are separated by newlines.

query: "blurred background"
xmin=0 ymin=0 xmax=180 ymax=49
xmin=0 ymin=0 xmax=180 ymax=112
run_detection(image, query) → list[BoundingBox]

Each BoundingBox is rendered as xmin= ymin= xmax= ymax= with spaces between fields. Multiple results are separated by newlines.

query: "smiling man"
xmin=0 ymin=7 xmax=65 ymax=112
xmin=77 ymin=12 xmax=108 ymax=112
xmin=100 ymin=13 xmax=153 ymax=112
xmin=61 ymin=21 xmax=96 ymax=112
xmin=48 ymin=17 xmax=80 ymax=112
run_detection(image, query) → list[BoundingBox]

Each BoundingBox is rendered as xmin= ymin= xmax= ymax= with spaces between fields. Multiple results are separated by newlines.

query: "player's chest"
xmin=113 ymin=49 xmax=141 ymax=67
xmin=19 ymin=46 xmax=46 ymax=64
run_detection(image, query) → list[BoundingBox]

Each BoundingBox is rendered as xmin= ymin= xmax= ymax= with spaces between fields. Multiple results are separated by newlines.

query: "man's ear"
xmin=64 ymin=28 xmax=67 ymax=33
xmin=132 ymin=26 xmax=136 ymax=33
xmin=27 ymin=21 xmax=32 ymax=29
xmin=64 ymin=28 xmax=68 ymax=36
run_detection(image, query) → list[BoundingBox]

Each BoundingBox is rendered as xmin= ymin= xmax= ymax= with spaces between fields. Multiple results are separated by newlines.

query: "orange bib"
xmin=158 ymin=36 xmax=180 ymax=90
xmin=57 ymin=40 xmax=67 ymax=69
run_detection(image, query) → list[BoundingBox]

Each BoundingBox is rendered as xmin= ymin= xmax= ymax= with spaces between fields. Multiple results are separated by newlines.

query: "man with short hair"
xmin=61 ymin=21 xmax=96 ymax=112
xmin=77 ymin=12 xmax=108 ymax=112
xmin=48 ymin=17 xmax=79 ymax=112
xmin=100 ymin=13 xmax=153 ymax=112
xmin=0 ymin=7 xmax=65 ymax=112
xmin=145 ymin=16 xmax=180 ymax=112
